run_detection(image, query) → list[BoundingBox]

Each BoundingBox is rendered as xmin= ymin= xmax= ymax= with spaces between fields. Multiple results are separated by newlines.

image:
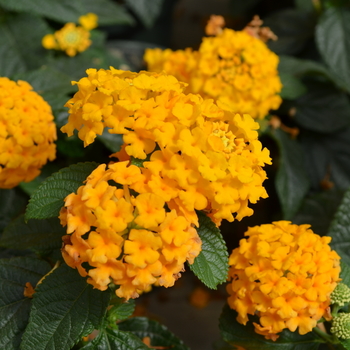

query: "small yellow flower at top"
xmin=226 ymin=221 xmax=341 ymax=340
xmin=79 ymin=13 xmax=98 ymax=31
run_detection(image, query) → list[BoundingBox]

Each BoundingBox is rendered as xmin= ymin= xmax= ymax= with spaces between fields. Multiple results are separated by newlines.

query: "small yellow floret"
xmin=79 ymin=13 xmax=98 ymax=31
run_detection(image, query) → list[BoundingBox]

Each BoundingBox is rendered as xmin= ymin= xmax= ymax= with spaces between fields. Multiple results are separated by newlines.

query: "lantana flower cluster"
xmin=61 ymin=68 xmax=271 ymax=226
xmin=227 ymin=221 xmax=341 ymax=340
xmin=144 ymin=27 xmax=282 ymax=119
xmin=42 ymin=13 xmax=98 ymax=57
xmin=0 ymin=77 xmax=56 ymax=189
xmin=60 ymin=162 xmax=201 ymax=300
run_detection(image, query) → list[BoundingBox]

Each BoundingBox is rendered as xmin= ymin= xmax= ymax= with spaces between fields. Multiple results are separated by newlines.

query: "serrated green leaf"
xmin=328 ymin=187 xmax=350 ymax=260
xmin=25 ymin=162 xmax=99 ymax=220
xmin=279 ymin=73 xmax=307 ymax=100
xmin=0 ymin=13 xmax=50 ymax=76
xmin=294 ymin=80 xmax=350 ymax=133
xmin=124 ymin=0 xmax=163 ymax=27
xmin=0 ymin=215 xmax=65 ymax=254
xmin=119 ymin=317 xmax=190 ymax=350
xmin=219 ymin=304 xmax=323 ymax=350
xmin=272 ymin=128 xmax=310 ymax=219
xmin=21 ymin=264 xmax=111 ymax=350
xmin=80 ymin=328 xmax=149 ymax=350
xmin=316 ymin=8 xmax=350 ymax=94
xmin=0 ymin=257 xmax=51 ymax=350
xmin=189 ymin=211 xmax=228 ymax=289
xmin=293 ymin=189 xmax=344 ymax=236
xmin=108 ymin=299 xmax=135 ymax=324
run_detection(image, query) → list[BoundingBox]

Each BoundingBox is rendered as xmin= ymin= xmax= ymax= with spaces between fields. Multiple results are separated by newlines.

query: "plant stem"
xmin=313 ymin=326 xmax=339 ymax=346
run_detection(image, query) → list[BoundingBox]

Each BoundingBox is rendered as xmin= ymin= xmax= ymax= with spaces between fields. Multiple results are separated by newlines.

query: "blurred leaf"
xmin=294 ymin=80 xmax=350 ymax=133
xmin=0 ymin=0 xmax=134 ymax=25
xmin=189 ymin=211 xmax=228 ymax=289
xmin=0 ymin=216 xmax=64 ymax=254
xmin=341 ymin=339 xmax=350 ymax=350
xmin=279 ymin=73 xmax=307 ymax=99
xmin=293 ymin=189 xmax=344 ymax=236
xmin=124 ymin=0 xmax=164 ymax=28
xmin=219 ymin=304 xmax=323 ymax=350
xmin=295 ymin=0 xmax=315 ymax=12
xmin=25 ymin=162 xmax=99 ymax=220
xmin=0 ymin=13 xmax=50 ymax=76
xmin=272 ymin=128 xmax=310 ymax=219
xmin=21 ymin=264 xmax=111 ymax=350
xmin=80 ymin=328 xmax=149 ymax=350
xmin=119 ymin=317 xmax=190 ymax=350
xmin=300 ymin=127 xmax=350 ymax=190
xmin=0 ymin=257 xmax=51 ymax=350
xmin=328 ymin=187 xmax=350 ymax=260
xmin=316 ymin=8 xmax=350 ymax=94
xmin=264 ymin=9 xmax=316 ymax=55
xmin=98 ymin=129 xmax=123 ymax=153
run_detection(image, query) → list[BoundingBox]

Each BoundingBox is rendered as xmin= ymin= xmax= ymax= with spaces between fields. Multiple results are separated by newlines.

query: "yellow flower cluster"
xmin=227 ymin=221 xmax=341 ymax=340
xmin=61 ymin=68 xmax=271 ymax=225
xmin=144 ymin=28 xmax=282 ymax=119
xmin=42 ymin=13 xmax=98 ymax=57
xmin=59 ymin=162 xmax=201 ymax=299
xmin=0 ymin=77 xmax=56 ymax=189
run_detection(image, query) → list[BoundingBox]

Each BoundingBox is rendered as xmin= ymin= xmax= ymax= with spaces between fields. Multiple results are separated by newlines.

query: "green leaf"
xmin=294 ymin=80 xmax=350 ymax=133
xmin=328 ymin=187 xmax=350 ymax=260
xmin=0 ymin=215 xmax=65 ymax=254
xmin=293 ymin=189 xmax=344 ymax=236
xmin=279 ymin=73 xmax=307 ymax=100
xmin=295 ymin=0 xmax=315 ymax=12
xmin=0 ymin=257 xmax=51 ymax=350
xmin=264 ymin=9 xmax=316 ymax=55
xmin=124 ymin=0 xmax=164 ymax=27
xmin=25 ymin=162 xmax=99 ymax=220
xmin=0 ymin=13 xmax=50 ymax=76
xmin=271 ymin=128 xmax=310 ymax=219
xmin=118 ymin=317 xmax=190 ymax=350
xmin=189 ymin=211 xmax=228 ymax=289
xmin=339 ymin=261 xmax=350 ymax=287
xmin=21 ymin=264 xmax=111 ymax=350
xmin=316 ymin=8 xmax=350 ymax=94
xmin=219 ymin=304 xmax=323 ymax=350
xmin=98 ymin=129 xmax=123 ymax=153
xmin=108 ymin=299 xmax=135 ymax=324
xmin=341 ymin=339 xmax=350 ymax=350
xmin=0 ymin=0 xmax=134 ymax=25
xmin=80 ymin=328 xmax=149 ymax=350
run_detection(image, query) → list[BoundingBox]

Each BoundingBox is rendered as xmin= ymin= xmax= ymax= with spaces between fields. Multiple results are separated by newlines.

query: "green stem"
xmin=313 ymin=326 xmax=339 ymax=346
xmin=332 ymin=304 xmax=341 ymax=318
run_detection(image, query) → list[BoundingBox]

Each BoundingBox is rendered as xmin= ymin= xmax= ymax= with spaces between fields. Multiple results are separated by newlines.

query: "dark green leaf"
xmin=328 ymin=187 xmax=350 ymax=260
xmin=98 ymin=129 xmax=123 ymax=153
xmin=189 ymin=211 xmax=228 ymax=289
xmin=25 ymin=162 xmax=99 ymax=220
xmin=339 ymin=261 xmax=350 ymax=287
xmin=293 ymin=189 xmax=344 ymax=236
xmin=279 ymin=73 xmax=307 ymax=100
xmin=0 ymin=257 xmax=51 ymax=350
xmin=272 ymin=128 xmax=310 ymax=219
xmin=295 ymin=0 xmax=315 ymax=12
xmin=219 ymin=304 xmax=323 ymax=350
xmin=264 ymin=9 xmax=316 ymax=55
xmin=0 ymin=13 xmax=50 ymax=76
xmin=80 ymin=328 xmax=149 ymax=350
xmin=341 ymin=339 xmax=350 ymax=350
xmin=294 ymin=81 xmax=350 ymax=133
xmin=108 ymin=299 xmax=135 ymax=324
xmin=119 ymin=317 xmax=190 ymax=350
xmin=124 ymin=0 xmax=164 ymax=27
xmin=0 ymin=215 xmax=65 ymax=254
xmin=316 ymin=8 xmax=350 ymax=94
xmin=21 ymin=264 xmax=111 ymax=350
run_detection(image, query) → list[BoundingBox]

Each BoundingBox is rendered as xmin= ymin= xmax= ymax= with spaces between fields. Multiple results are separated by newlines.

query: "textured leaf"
xmin=0 ymin=13 xmax=49 ymax=76
xmin=294 ymin=81 xmax=350 ymax=133
xmin=219 ymin=304 xmax=323 ymax=350
xmin=25 ymin=162 xmax=99 ymax=220
xmin=0 ymin=215 xmax=65 ymax=254
xmin=272 ymin=128 xmax=310 ymax=219
xmin=293 ymin=189 xmax=344 ymax=236
xmin=119 ymin=317 xmax=190 ymax=350
xmin=0 ymin=257 xmax=51 ymax=350
xmin=108 ymin=299 xmax=135 ymax=323
xmin=279 ymin=73 xmax=307 ymax=100
xmin=80 ymin=329 xmax=149 ymax=350
xmin=339 ymin=261 xmax=350 ymax=288
xmin=0 ymin=0 xmax=134 ymax=25
xmin=21 ymin=264 xmax=111 ymax=350
xmin=328 ymin=187 xmax=350 ymax=261
xmin=189 ymin=211 xmax=228 ymax=289
xmin=316 ymin=8 xmax=350 ymax=93
xmin=124 ymin=0 xmax=164 ymax=27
